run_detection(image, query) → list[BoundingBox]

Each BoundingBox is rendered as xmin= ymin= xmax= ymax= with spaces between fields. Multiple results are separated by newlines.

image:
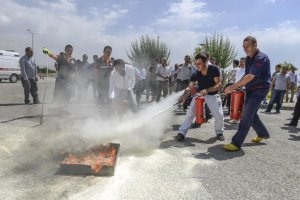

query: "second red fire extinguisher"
xmin=230 ymin=90 xmax=245 ymax=121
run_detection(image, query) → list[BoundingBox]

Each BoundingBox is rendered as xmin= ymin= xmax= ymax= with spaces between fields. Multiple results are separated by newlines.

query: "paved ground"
xmin=0 ymin=78 xmax=299 ymax=200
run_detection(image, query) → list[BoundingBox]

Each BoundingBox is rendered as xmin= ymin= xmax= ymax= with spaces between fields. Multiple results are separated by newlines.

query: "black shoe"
xmin=284 ymin=122 xmax=297 ymax=127
xmin=276 ymin=110 xmax=280 ymax=114
xmin=217 ymin=134 xmax=225 ymax=141
xmin=24 ymin=100 xmax=30 ymax=105
xmin=33 ymin=99 xmax=40 ymax=104
xmin=175 ymin=133 xmax=185 ymax=142
xmin=191 ymin=123 xmax=201 ymax=128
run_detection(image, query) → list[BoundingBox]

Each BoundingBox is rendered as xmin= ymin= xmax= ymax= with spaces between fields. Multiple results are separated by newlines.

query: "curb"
xmin=260 ymin=104 xmax=295 ymax=111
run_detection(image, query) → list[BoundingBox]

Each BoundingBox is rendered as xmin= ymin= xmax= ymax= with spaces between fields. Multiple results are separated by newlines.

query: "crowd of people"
xmin=19 ymin=35 xmax=300 ymax=151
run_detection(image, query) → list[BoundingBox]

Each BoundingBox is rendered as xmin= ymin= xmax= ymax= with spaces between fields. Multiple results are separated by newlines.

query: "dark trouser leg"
xmin=291 ymin=96 xmax=300 ymax=125
xmin=127 ymin=91 xmax=137 ymax=112
xmin=21 ymin=78 xmax=30 ymax=103
xmin=222 ymin=97 xmax=226 ymax=107
xmin=227 ymin=93 xmax=231 ymax=110
xmin=29 ymin=79 xmax=39 ymax=103
xmin=162 ymin=81 xmax=168 ymax=98
xmin=156 ymin=81 xmax=163 ymax=102
xmin=54 ymin=78 xmax=64 ymax=103
xmin=146 ymin=81 xmax=150 ymax=102
xmin=83 ymin=79 xmax=90 ymax=100
xmin=285 ymin=88 xmax=289 ymax=102
xmin=275 ymin=90 xmax=286 ymax=112
xmin=136 ymin=90 xmax=142 ymax=105
xmin=290 ymin=84 xmax=295 ymax=102
xmin=176 ymin=80 xmax=183 ymax=92
xmin=53 ymin=77 xmax=59 ymax=102
xmin=226 ymin=83 xmax=233 ymax=109
xmin=97 ymin=84 xmax=104 ymax=105
xmin=266 ymin=90 xmax=278 ymax=112
xmin=181 ymin=80 xmax=190 ymax=110
xmin=222 ymin=83 xmax=233 ymax=107
xmin=135 ymin=80 xmax=144 ymax=104
xmin=64 ymin=82 xmax=72 ymax=103
xmin=251 ymin=113 xmax=270 ymax=138
xmin=232 ymin=89 xmax=269 ymax=148
xmin=150 ymin=81 xmax=157 ymax=101
xmin=103 ymin=83 xmax=110 ymax=104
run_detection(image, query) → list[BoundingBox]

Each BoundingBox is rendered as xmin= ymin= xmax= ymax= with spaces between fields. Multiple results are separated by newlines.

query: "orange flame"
xmin=61 ymin=144 xmax=117 ymax=173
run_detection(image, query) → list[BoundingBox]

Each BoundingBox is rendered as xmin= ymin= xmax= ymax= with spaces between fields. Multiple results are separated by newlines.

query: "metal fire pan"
xmin=57 ymin=143 xmax=120 ymax=176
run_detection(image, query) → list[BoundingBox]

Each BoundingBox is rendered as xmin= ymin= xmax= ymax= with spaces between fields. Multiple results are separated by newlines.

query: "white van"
xmin=0 ymin=50 xmax=21 ymax=83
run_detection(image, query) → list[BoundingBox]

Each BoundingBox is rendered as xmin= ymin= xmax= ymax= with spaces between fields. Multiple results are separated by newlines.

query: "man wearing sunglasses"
xmin=175 ymin=53 xmax=225 ymax=142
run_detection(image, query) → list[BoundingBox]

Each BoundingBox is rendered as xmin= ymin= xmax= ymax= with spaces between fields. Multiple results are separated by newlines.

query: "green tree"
xmin=194 ymin=33 xmax=237 ymax=68
xmin=127 ymin=35 xmax=170 ymax=68
xmin=280 ymin=61 xmax=298 ymax=71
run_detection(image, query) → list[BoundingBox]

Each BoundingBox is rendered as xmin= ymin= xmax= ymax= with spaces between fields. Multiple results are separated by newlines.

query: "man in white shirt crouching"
xmin=109 ymin=59 xmax=137 ymax=113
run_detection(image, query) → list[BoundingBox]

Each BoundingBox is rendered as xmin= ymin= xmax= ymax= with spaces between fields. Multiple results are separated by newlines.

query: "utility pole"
xmin=27 ymin=28 xmax=36 ymax=52
xmin=157 ymin=36 xmax=160 ymax=63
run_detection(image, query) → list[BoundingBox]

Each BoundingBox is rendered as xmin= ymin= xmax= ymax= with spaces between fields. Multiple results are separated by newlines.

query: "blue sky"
xmin=1 ymin=0 xmax=300 ymax=71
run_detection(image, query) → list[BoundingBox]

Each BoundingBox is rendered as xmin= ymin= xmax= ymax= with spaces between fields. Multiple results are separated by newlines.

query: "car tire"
xmin=9 ymin=74 xmax=18 ymax=83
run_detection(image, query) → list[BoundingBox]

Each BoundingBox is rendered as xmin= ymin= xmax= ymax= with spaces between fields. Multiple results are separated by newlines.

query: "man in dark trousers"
xmin=224 ymin=36 xmax=271 ymax=151
xmin=19 ymin=47 xmax=40 ymax=104
xmin=285 ymin=88 xmax=300 ymax=127
xmin=95 ymin=46 xmax=113 ymax=105
xmin=43 ymin=45 xmax=76 ymax=103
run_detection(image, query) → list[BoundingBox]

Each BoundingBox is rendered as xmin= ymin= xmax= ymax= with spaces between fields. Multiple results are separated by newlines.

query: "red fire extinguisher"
xmin=195 ymin=96 xmax=206 ymax=124
xmin=230 ymin=90 xmax=245 ymax=121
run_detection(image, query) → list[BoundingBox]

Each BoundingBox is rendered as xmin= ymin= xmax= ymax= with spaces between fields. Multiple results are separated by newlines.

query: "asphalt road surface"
xmin=0 ymin=78 xmax=299 ymax=200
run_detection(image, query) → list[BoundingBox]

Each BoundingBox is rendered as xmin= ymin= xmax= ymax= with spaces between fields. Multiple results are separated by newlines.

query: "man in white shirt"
xmin=223 ymin=60 xmax=239 ymax=114
xmin=176 ymin=55 xmax=192 ymax=92
xmin=155 ymin=57 xmax=170 ymax=102
xmin=286 ymin=66 xmax=298 ymax=102
xmin=235 ymin=57 xmax=246 ymax=84
xmin=109 ymin=59 xmax=136 ymax=112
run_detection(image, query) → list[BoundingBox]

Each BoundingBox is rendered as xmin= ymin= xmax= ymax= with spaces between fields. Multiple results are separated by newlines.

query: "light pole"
xmin=27 ymin=28 xmax=36 ymax=52
xmin=157 ymin=36 xmax=160 ymax=63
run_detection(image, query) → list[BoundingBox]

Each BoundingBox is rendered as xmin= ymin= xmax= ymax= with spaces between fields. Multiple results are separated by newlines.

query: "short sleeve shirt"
xmin=190 ymin=65 xmax=220 ymax=95
xmin=245 ymin=50 xmax=271 ymax=91
xmin=274 ymin=73 xmax=290 ymax=91
xmin=155 ymin=65 xmax=169 ymax=81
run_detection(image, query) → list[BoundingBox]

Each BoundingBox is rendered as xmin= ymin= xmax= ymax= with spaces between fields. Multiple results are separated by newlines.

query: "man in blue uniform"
xmin=223 ymin=36 xmax=271 ymax=151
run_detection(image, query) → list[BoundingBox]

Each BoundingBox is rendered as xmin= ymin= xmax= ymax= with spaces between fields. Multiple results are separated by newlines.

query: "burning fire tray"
xmin=57 ymin=143 xmax=120 ymax=176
